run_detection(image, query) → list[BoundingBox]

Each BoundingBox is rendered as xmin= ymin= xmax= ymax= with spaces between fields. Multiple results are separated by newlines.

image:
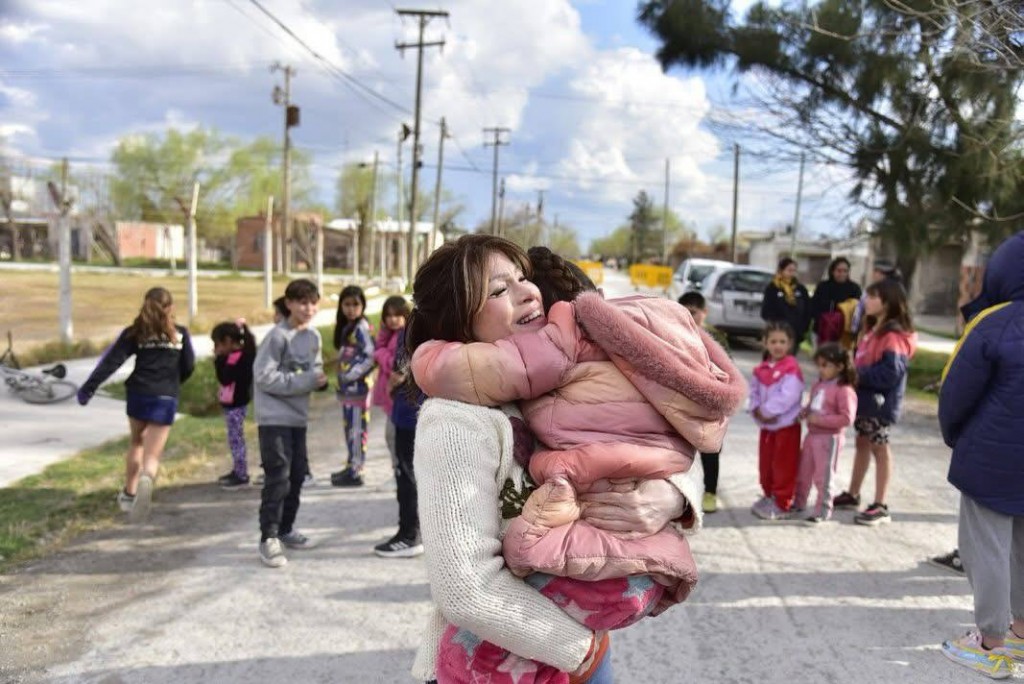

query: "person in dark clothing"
xmin=810 ymin=257 xmax=862 ymax=345
xmin=761 ymin=257 xmax=811 ymax=355
xmin=77 ymin=286 xmax=195 ymax=523
xmin=212 ymin=320 xmax=257 ymax=489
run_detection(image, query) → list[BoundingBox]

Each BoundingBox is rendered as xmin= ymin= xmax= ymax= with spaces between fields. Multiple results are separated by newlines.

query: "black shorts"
xmin=854 ymin=416 xmax=891 ymax=445
xmin=126 ymin=392 xmax=178 ymax=425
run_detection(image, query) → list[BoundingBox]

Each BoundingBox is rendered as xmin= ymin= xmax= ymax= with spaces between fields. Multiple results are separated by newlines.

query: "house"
xmin=114 ymin=221 xmax=184 ymax=261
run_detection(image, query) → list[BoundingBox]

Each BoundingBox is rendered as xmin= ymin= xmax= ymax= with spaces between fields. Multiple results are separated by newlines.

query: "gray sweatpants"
xmin=958 ymin=493 xmax=1024 ymax=639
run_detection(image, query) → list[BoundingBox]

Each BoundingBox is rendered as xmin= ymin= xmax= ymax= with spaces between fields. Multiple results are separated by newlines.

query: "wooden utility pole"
xmin=662 ymin=158 xmax=671 ymax=263
xmin=430 ymin=117 xmax=448 ymax=255
xmin=730 ymin=144 xmax=740 ymax=263
xmin=789 ymin=151 xmax=806 ymax=256
xmin=0 ymin=189 xmax=18 ymax=262
xmin=484 ymin=127 xmax=511 ymax=235
xmin=368 ymin=151 xmax=379 ymax=281
xmin=263 ymin=196 xmax=274 ymax=309
xmin=271 ymin=62 xmax=297 ymax=275
xmin=497 ymin=178 xmax=506 ymax=238
xmin=396 ymin=7 xmax=448 ymax=284
xmin=46 ymin=158 xmax=73 ymax=345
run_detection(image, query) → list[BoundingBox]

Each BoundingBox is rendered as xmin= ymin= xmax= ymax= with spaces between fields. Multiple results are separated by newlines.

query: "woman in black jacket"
xmin=761 ymin=257 xmax=811 ymax=354
xmin=810 ymin=257 xmax=862 ymax=345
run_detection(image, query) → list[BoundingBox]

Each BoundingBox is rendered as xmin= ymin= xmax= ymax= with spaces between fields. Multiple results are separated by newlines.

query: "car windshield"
xmin=688 ymin=265 xmax=717 ymax=284
xmin=726 ymin=270 xmax=773 ymax=293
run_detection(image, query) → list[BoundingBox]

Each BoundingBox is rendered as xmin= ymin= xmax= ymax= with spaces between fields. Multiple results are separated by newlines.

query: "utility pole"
xmin=537 ymin=190 xmax=545 ymax=245
xmin=497 ymin=178 xmax=506 ymax=238
xmin=484 ymin=127 xmax=511 ymax=234
xmin=271 ymin=62 xmax=298 ymax=274
xmin=789 ymin=151 xmax=806 ymax=256
xmin=186 ymin=182 xmax=199 ymax=324
xmin=730 ymin=144 xmax=740 ymax=263
xmin=263 ymin=196 xmax=273 ymax=309
xmin=396 ymin=124 xmax=410 ymax=280
xmin=368 ymin=151 xmax=379 ymax=281
xmin=46 ymin=158 xmax=73 ymax=345
xmin=430 ymin=117 xmax=449 ymax=255
xmin=396 ymin=7 xmax=448 ymax=284
xmin=662 ymin=158 xmax=670 ymax=264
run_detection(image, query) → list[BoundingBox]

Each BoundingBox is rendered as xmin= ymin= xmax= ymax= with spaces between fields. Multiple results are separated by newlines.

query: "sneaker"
xmin=803 ymin=515 xmax=831 ymax=525
xmin=752 ymin=498 xmax=789 ymax=521
xmin=254 ymin=473 xmax=265 ymax=486
xmin=941 ymin=630 xmax=1015 ymax=679
xmin=259 ymin=538 xmax=288 ymax=568
xmin=1005 ymin=631 xmax=1024 ymax=662
xmin=833 ymin=491 xmax=860 ymax=509
xmin=216 ymin=471 xmax=236 ymax=485
xmin=280 ymin=530 xmax=317 ymax=550
xmin=929 ymin=549 xmax=965 ymax=575
xmin=330 ymin=470 xmax=364 ymax=488
xmin=702 ymin=492 xmax=718 ymax=514
xmin=128 ymin=474 xmax=153 ymax=524
xmin=854 ymin=502 xmax=891 ymax=526
xmin=303 ymin=472 xmax=316 ymax=488
xmin=750 ymin=496 xmax=772 ymax=518
xmin=374 ymin=533 xmax=424 ymax=558
xmin=219 ymin=472 xmax=250 ymax=490
xmin=116 ymin=489 xmax=135 ymax=513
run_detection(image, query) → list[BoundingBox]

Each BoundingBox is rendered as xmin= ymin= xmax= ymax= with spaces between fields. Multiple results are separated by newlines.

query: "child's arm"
xmin=254 ymin=329 xmax=320 ymax=396
xmin=857 ymin=347 xmax=910 ymax=391
xmin=372 ymin=327 xmax=397 ymax=370
xmin=337 ymin=320 xmax=375 ymax=383
xmin=411 ymin=301 xmax=598 ymax=405
xmin=809 ymin=386 xmax=857 ymax=429
xmin=78 ymin=328 xmax=135 ymax=402
xmin=938 ymin=327 xmax=994 ymax=447
xmin=178 ymin=328 xmax=195 ymax=383
xmin=759 ymin=374 xmax=803 ymax=419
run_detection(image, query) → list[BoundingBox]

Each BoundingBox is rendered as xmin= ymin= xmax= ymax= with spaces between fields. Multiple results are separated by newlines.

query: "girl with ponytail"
xmin=78 ymin=287 xmax=195 ymax=523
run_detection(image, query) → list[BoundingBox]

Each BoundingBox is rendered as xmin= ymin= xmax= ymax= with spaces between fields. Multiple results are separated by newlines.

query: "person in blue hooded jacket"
xmin=937 ymin=231 xmax=1024 ymax=678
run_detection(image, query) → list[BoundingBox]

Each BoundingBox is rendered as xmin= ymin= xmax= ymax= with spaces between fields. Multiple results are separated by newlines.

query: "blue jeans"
xmin=585 ymin=645 xmax=614 ymax=683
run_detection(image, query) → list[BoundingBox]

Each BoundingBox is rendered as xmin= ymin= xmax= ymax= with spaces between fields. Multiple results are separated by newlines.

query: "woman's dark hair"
xmin=382 ymin=295 xmax=411 ymax=320
xmin=129 ymin=287 xmax=177 ymax=343
xmin=405 ymin=234 xmax=531 ymax=357
xmin=777 ymin=257 xmax=797 ymax=273
xmin=761 ymin=320 xmax=795 ymax=360
xmin=527 ymin=246 xmax=597 ymax=311
xmin=814 ymin=342 xmax=857 ymax=386
xmin=827 ymin=257 xmax=851 ymax=280
xmin=334 ymin=285 xmax=368 ymax=349
xmin=864 ymin=278 xmax=913 ymax=333
xmin=211 ymin=320 xmax=256 ymax=357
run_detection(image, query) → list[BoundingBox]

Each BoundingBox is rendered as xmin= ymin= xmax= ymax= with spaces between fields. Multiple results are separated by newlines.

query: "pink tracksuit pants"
xmin=794 ymin=432 xmax=844 ymax=519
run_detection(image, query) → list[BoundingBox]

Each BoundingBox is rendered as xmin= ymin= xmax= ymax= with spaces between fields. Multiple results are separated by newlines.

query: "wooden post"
xmin=315 ymin=221 xmax=324 ymax=294
xmin=263 ymin=196 xmax=274 ymax=309
xmin=187 ymin=182 xmax=200 ymax=324
xmin=57 ymin=159 xmax=72 ymax=345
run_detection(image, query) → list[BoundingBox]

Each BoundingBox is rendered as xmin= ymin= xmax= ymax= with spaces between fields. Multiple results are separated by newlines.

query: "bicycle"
xmin=1 ymin=331 xmax=79 ymax=404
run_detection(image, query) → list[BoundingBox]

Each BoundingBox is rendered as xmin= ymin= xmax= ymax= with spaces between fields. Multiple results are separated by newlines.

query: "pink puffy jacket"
xmin=411 ymin=292 xmax=747 ymax=607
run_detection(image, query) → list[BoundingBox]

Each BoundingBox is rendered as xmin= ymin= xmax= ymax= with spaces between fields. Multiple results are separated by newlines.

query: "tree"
xmin=590 ymin=225 xmax=633 ymax=258
xmin=638 ymin=0 xmax=1024 ymax=279
xmin=629 ymin=190 xmax=659 ymax=262
xmin=547 ymin=221 xmax=582 ymax=259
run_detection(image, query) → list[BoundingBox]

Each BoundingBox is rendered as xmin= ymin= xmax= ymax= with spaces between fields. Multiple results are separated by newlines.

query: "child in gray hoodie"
xmin=255 ymin=278 xmax=327 ymax=568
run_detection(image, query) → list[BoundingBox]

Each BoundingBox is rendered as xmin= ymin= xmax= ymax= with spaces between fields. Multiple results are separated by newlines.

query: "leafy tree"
xmin=547 ymin=221 xmax=582 ymax=259
xmin=629 ymin=190 xmax=660 ymax=262
xmin=638 ymin=0 xmax=1024 ymax=279
xmin=590 ymin=225 xmax=633 ymax=258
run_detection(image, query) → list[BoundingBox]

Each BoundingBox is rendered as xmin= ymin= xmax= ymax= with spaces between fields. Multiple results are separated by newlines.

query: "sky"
xmin=0 ymin=0 xmax=859 ymax=250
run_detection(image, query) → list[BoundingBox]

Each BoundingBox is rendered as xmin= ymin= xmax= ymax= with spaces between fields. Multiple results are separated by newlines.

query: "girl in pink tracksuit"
xmin=412 ymin=252 xmax=747 ymax=684
xmin=794 ymin=343 xmax=857 ymax=523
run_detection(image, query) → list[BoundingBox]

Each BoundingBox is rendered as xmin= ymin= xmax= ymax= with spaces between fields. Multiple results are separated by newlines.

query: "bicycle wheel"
xmin=19 ymin=380 xmax=79 ymax=404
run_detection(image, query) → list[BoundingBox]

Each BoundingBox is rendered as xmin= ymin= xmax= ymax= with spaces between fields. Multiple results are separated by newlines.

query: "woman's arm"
xmin=416 ymin=400 xmax=593 ymax=672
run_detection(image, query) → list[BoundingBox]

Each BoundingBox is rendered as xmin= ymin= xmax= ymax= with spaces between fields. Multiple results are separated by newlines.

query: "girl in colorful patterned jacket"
xmin=833 ymin=279 xmax=917 ymax=526
xmin=793 ymin=342 xmax=857 ymax=523
xmin=748 ymin=321 xmax=805 ymax=520
xmin=412 ymin=246 xmax=746 ymax=684
xmin=331 ymin=285 xmax=375 ymax=488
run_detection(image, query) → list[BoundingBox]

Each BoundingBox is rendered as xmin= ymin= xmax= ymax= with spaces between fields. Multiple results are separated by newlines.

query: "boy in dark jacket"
xmin=938 ymin=231 xmax=1024 ymax=678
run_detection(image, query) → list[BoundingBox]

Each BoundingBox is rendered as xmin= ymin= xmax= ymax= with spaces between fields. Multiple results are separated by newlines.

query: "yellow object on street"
xmin=628 ymin=264 xmax=673 ymax=290
xmin=572 ymin=260 xmax=604 ymax=286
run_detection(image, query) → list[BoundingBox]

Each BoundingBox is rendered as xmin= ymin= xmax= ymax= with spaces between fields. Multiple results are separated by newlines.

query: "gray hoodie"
xmin=253 ymin=321 xmax=324 ymax=427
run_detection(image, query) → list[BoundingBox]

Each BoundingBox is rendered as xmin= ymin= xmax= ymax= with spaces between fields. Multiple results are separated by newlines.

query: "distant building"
xmin=114 ymin=221 xmax=184 ymax=261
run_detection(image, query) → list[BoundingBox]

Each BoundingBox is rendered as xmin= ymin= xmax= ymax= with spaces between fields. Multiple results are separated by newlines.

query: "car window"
xmin=727 ymin=270 xmax=773 ymax=293
xmin=688 ymin=265 xmax=717 ymax=284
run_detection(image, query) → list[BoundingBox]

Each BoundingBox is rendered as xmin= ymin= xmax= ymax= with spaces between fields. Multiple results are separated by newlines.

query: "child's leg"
xmin=526 ymin=573 xmax=664 ymax=631
xmin=342 ymin=403 xmax=355 ymax=469
xmin=385 ymin=418 xmax=398 ymax=471
xmin=700 ymin=452 xmax=720 ymax=495
xmin=818 ymin=434 xmax=843 ymax=518
xmin=793 ymin=437 xmax=816 ymax=512
xmin=394 ymin=424 xmax=419 ymax=539
xmin=870 ymin=441 xmax=893 ymax=505
xmin=771 ymin=423 xmax=802 ymax=511
xmin=258 ymin=426 xmax=294 ymax=541
xmin=140 ymin=421 xmax=171 ymax=480
xmin=125 ymin=418 xmax=146 ymax=495
xmin=1011 ymin=515 xmax=1024 ymax=637
xmin=846 ymin=428 xmax=872 ymax=498
xmin=225 ymin=406 xmax=248 ymax=478
xmin=437 ymin=625 xmax=564 ymax=684
xmin=959 ymin=493 xmax=1013 ymax=648
xmin=758 ymin=429 xmax=774 ymax=499
xmin=279 ymin=427 xmax=308 ymax=537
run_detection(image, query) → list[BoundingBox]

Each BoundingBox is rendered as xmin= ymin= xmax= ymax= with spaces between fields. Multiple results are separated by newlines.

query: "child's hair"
xmin=527 ymin=246 xmax=597 ymax=312
xmin=129 ymin=287 xmax=177 ymax=343
xmin=382 ymin=295 xmax=411 ymax=320
xmin=272 ymin=296 xmax=290 ymax=320
xmin=284 ymin=278 xmax=319 ymax=303
xmin=211 ymin=320 xmax=256 ymax=357
xmin=813 ymin=342 xmax=857 ymax=386
xmin=761 ymin=320 xmax=795 ymax=360
xmin=677 ymin=291 xmax=706 ymax=310
xmin=334 ymin=284 xmax=368 ymax=349
xmin=864 ymin=279 xmax=914 ymax=333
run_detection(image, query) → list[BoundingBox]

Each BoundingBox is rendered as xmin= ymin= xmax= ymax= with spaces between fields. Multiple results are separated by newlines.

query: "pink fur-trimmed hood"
xmin=573 ymin=292 xmax=747 ymax=450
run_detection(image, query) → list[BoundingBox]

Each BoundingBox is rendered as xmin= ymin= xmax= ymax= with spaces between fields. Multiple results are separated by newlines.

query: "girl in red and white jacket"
xmin=794 ymin=343 xmax=857 ymax=523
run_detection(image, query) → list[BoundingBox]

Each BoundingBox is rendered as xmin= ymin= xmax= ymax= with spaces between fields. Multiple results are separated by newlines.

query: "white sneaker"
xmin=259 ymin=538 xmax=288 ymax=568
xmin=129 ymin=475 xmax=153 ymax=524
xmin=116 ymin=489 xmax=135 ymax=513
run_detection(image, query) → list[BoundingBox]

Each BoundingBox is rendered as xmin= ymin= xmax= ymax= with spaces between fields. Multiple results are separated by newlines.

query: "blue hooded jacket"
xmin=939 ymin=231 xmax=1024 ymax=516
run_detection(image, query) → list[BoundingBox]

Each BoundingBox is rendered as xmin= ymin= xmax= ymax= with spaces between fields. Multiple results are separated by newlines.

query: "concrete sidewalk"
xmin=0 ymin=294 xmax=387 ymax=488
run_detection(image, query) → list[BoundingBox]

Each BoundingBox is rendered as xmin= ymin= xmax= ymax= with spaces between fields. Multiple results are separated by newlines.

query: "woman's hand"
xmin=578 ymin=478 xmax=685 ymax=539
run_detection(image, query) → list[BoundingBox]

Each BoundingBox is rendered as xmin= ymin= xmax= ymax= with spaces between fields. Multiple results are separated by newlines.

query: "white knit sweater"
xmin=411 ymin=399 xmax=593 ymax=681
xmin=410 ymin=398 xmax=704 ymax=681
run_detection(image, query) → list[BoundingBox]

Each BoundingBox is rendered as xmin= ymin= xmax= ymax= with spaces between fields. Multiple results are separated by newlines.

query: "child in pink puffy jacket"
xmin=412 ymin=248 xmax=746 ymax=684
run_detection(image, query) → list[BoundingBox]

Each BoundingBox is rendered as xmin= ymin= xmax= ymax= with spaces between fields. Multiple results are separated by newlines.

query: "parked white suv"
xmin=667 ymin=258 xmax=733 ymax=301
xmin=694 ymin=265 xmax=774 ymax=339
